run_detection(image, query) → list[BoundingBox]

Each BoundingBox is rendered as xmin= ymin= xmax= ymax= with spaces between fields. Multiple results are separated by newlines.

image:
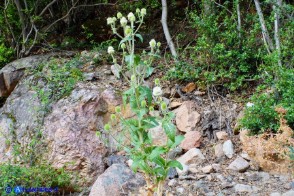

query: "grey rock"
xmin=270 ymin=193 xmax=282 ymax=196
xmin=201 ymin=165 xmax=214 ymax=174
xmin=282 ymin=190 xmax=294 ymax=196
xmin=176 ymin=187 xmax=185 ymax=194
xmin=89 ymin=164 xmax=145 ymax=196
xmin=83 ymin=72 xmax=95 ymax=81
xmin=168 ymin=179 xmax=177 ymax=187
xmin=177 ymin=148 xmax=205 ymax=165
xmin=223 ymin=140 xmax=234 ymax=158
xmin=290 ymin=181 xmax=294 ymax=189
xmin=106 ymin=155 xmax=127 ymax=167
xmin=194 ymin=180 xmax=205 ymax=189
xmin=168 ymin=147 xmax=183 ymax=159
xmin=167 ymin=167 xmax=178 ymax=179
xmin=234 ymin=184 xmax=258 ymax=193
xmin=240 ymin=152 xmax=251 ymax=160
xmin=228 ymin=157 xmax=249 ymax=172
xmin=215 ymin=143 xmax=224 ymax=158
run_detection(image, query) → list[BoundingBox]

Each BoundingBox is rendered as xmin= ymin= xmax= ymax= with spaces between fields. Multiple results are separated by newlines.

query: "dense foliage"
xmin=0 ymin=163 xmax=76 ymax=195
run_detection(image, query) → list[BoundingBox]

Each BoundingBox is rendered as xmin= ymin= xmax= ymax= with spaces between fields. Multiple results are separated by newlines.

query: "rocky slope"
xmin=0 ymin=53 xmax=293 ymax=196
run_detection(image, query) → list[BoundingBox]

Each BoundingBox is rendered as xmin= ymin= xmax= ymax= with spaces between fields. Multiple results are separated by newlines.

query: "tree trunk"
xmin=254 ymin=0 xmax=274 ymax=53
xmin=274 ymin=0 xmax=282 ymax=66
xmin=161 ymin=0 xmax=177 ymax=58
xmin=236 ymin=0 xmax=242 ymax=39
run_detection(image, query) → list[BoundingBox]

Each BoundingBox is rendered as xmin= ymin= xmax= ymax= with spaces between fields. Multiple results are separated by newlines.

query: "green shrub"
xmin=0 ymin=43 xmax=14 ymax=69
xmin=0 ymin=163 xmax=77 ymax=195
xmin=241 ymin=68 xmax=294 ymax=134
xmin=166 ymin=1 xmax=263 ymax=91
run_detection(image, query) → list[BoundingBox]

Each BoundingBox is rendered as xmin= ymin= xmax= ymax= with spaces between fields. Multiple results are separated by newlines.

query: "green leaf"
xmin=151 ymin=156 xmax=166 ymax=167
xmin=149 ymin=147 xmax=166 ymax=160
xmin=138 ymin=86 xmax=152 ymax=104
xmin=146 ymin=67 xmax=154 ymax=77
xmin=135 ymin=34 xmax=143 ymax=42
xmin=170 ymin=135 xmax=184 ymax=148
xmin=167 ymin=160 xmax=183 ymax=170
xmin=162 ymin=121 xmax=176 ymax=141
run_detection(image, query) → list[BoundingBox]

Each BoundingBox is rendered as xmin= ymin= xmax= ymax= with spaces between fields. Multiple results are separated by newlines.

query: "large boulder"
xmin=0 ymin=64 xmax=121 ymax=185
xmin=89 ymin=164 xmax=145 ymax=196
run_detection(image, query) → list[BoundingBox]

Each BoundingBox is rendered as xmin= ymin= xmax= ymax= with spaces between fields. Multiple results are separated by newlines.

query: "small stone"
xmin=176 ymin=187 xmax=185 ymax=194
xmin=228 ymin=157 xmax=249 ymax=172
xmin=189 ymin=164 xmax=200 ymax=173
xmin=221 ymin=182 xmax=234 ymax=189
xmin=206 ymin=175 xmax=213 ymax=181
xmin=212 ymin=164 xmax=222 ymax=172
xmin=270 ymin=193 xmax=282 ymax=196
xmin=282 ymin=190 xmax=294 ymax=196
xmin=127 ymin=159 xmax=133 ymax=167
xmin=170 ymin=101 xmax=182 ymax=109
xmin=167 ymin=147 xmax=183 ymax=159
xmin=216 ymin=131 xmax=228 ymax=140
xmin=201 ymin=165 xmax=214 ymax=174
xmin=223 ymin=140 xmax=234 ymax=158
xmin=290 ymin=181 xmax=294 ymax=189
xmin=215 ymin=143 xmax=224 ymax=158
xmin=194 ymin=180 xmax=205 ymax=189
xmin=182 ymin=82 xmax=196 ymax=93
xmin=180 ymin=131 xmax=202 ymax=150
xmin=176 ymin=101 xmax=200 ymax=132
xmin=167 ymin=167 xmax=178 ymax=179
xmin=240 ymin=152 xmax=251 ymax=160
xmin=177 ymin=148 xmax=205 ymax=165
xmin=168 ymin=179 xmax=177 ymax=186
xmin=83 ymin=72 xmax=95 ymax=81
xmin=234 ymin=184 xmax=257 ymax=193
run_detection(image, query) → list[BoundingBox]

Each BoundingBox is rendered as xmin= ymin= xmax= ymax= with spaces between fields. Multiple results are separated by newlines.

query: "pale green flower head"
xmin=136 ymin=8 xmax=140 ymax=14
xmin=141 ymin=8 xmax=146 ymax=16
xmin=127 ymin=12 xmax=136 ymax=22
xmin=112 ymin=17 xmax=117 ymax=22
xmin=121 ymin=43 xmax=126 ymax=49
xmin=107 ymin=17 xmax=114 ymax=25
xmin=124 ymin=25 xmax=132 ymax=36
xmin=149 ymin=39 xmax=156 ymax=48
xmin=111 ymin=114 xmax=116 ymax=121
xmin=107 ymin=46 xmax=115 ymax=54
xmin=117 ymin=12 xmax=123 ymax=19
xmin=104 ymin=124 xmax=111 ymax=131
xmin=131 ymin=75 xmax=136 ymax=82
xmin=154 ymin=78 xmax=160 ymax=86
xmin=120 ymin=17 xmax=127 ymax=26
xmin=141 ymin=100 xmax=147 ymax=107
xmin=157 ymin=42 xmax=161 ymax=47
xmin=115 ymin=106 xmax=121 ymax=113
xmin=161 ymin=102 xmax=167 ymax=111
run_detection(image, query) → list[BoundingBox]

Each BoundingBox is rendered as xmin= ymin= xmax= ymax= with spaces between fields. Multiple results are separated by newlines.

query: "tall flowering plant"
xmin=103 ymin=9 xmax=183 ymax=195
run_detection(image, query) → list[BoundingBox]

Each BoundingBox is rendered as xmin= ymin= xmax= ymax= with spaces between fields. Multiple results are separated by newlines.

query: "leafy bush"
xmin=0 ymin=43 xmax=14 ymax=69
xmin=166 ymin=1 xmax=264 ymax=91
xmin=241 ymin=68 xmax=294 ymax=134
xmin=0 ymin=163 xmax=76 ymax=195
